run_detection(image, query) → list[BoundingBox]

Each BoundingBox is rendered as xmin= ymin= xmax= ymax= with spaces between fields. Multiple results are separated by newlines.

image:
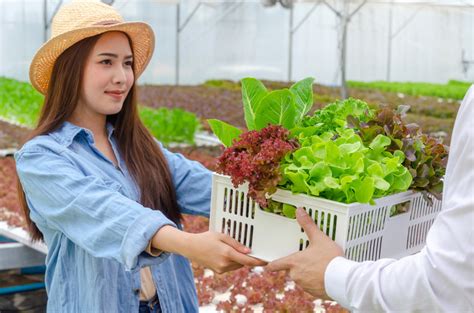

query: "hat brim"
xmin=29 ymin=22 xmax=155 ymax=95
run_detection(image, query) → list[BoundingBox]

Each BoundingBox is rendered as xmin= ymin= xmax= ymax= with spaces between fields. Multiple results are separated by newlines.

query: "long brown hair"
xmin=18 ymin=33 xmax=181 ymax=242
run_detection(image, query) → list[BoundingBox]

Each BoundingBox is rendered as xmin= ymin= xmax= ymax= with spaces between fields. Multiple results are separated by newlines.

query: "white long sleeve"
xmin=324 ymin=86 xmax=474 ymax=313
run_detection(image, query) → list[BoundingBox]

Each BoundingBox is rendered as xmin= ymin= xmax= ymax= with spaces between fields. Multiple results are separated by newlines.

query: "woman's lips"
xmin=105 ymin=91 xmax=124 ymax=100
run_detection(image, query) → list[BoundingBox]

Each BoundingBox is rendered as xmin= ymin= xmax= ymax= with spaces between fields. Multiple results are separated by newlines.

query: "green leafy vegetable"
xmin=290 ymin=77 xmax=315 ymax=121
xmin=241 ymin=78 xmax=268 ymax=130
xmin=264 ymin=200 xmax=297 ymax=219
xmin=279 ymin=128 xmax=412 ymax=204
xmin=210 ymin=77 xmax=315 ymax=146
xmin=291 ymin=98 xmax=374 ymax=139
xmin=0 ymin=77 xmax=43 ymax=127
xmin=254 ymin=89 xmax=297 ymax=130
xmin=139 ymin=106 xmax=201 ymax=145
xmin=207 ymin=119 xmax=242 ymax=147
xmin=347 ymin=106 xmax=448 ymax=199
xmin=348 ymin=80 xmax=471 ymax=100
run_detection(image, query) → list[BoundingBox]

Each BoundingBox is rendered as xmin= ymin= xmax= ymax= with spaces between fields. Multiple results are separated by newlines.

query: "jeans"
xmin=138 ymin=294 xmax=161 ymax=313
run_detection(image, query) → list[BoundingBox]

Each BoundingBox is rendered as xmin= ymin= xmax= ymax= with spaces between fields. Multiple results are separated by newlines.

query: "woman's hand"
xmin=185 ymin=231 xmax=267 ymax=273
xmin=152 ymin=226 xmax=267 ymax=274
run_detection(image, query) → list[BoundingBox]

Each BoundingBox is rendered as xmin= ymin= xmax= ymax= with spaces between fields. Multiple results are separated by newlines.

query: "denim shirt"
xmin=14 ymin=121 xmax=212 ymax=313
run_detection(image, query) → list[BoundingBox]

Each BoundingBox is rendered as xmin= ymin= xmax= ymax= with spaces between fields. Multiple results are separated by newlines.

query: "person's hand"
xmin=152 ymin=226 xmax=267 ymax=274
xmin=185 ymin=231 xmax=267 ymax=274
xmin=266 ymin=208 xmax=344 ymax=299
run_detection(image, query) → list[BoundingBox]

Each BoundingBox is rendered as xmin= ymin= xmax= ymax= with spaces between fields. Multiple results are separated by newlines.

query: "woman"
xmin=15 ymin=1 xmax=265 ymax=312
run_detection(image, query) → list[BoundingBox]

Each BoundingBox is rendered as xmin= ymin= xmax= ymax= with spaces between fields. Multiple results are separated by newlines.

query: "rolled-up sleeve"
xmin=15 ymin=148 xmax=177 ymax=271
xmin=159 ymin=143 xmax=213 ymax=218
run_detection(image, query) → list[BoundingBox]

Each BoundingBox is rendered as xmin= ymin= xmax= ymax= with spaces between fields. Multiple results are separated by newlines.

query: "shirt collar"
xmin=49 ymin=121 xmax=115 ymax=147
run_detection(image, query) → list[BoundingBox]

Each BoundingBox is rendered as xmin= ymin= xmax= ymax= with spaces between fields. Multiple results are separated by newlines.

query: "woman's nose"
xmin=112 ymin=65 xmax=127 ymax=84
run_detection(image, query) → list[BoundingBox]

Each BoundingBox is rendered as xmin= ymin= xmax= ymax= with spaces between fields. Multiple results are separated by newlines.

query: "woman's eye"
xmin=125 ymin=61 xmax=133 ymax=67
xmin=100 ymin=59 xmax=112 ymax=65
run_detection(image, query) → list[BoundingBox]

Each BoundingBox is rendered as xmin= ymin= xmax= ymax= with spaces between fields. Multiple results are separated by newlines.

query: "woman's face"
xmin=78 ymin=31 xmax=134 ymax=119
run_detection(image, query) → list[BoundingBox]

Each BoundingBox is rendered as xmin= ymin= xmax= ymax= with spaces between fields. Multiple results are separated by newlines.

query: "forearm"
xmin=326 ymin=237 xmax=473 ymax=313
xmin=150 ymin=225 xmax=266 ymax=274
xmin=326 ymin=253 xmax=441 ymax=312
xmin=151 ymin=225 xmax=193 ymax=257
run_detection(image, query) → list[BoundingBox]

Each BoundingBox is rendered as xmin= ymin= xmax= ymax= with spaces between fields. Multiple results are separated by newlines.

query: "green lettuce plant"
xmin=0 ymin=77 xmax=43 ymax=127
xmin=139 ymin=106 xmax=201 ymax=145
xmin=292 ymin=97 xmax=375 ymax=138
xmin=279 ymin=128 xmax=412 ymax=204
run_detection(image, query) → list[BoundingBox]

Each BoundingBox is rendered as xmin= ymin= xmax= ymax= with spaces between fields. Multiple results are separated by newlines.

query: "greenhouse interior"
xmin=0 ymin=0 xmax=473 ymax=312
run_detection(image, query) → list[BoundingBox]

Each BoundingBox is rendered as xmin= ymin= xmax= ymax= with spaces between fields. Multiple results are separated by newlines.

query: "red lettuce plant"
xmin=217 ymin=125 xmax=299 ymax=207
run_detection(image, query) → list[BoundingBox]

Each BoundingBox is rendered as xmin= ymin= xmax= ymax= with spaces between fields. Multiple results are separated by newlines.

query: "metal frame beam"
xmin=0 ymin=243 xmax=45 ymax=271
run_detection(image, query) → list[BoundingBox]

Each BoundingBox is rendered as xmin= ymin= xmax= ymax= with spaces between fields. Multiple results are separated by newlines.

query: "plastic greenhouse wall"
xmin=0 ymin=0 xmax=473 ymax=86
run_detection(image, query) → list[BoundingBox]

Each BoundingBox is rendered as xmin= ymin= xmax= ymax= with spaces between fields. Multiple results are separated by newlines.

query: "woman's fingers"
xmin=218 ymin=232 xmax=251 ymax=254
xmin=188 ymin=231 xmax=267 ymax=273
xmin=226 ymin=247 xmax=268 ymax=267
xmin=214 ymin=262 xmax=243 ymax=274
xmin=218 ymin=233 xmax=268 ymax=266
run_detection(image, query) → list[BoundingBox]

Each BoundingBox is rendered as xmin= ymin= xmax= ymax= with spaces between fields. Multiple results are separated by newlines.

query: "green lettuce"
xmin=279 ymin=128 xmax=412 ymax=204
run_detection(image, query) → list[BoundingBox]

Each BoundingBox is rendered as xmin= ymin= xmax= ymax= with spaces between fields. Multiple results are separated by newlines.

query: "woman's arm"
xmin=15 ymin=148 xmax=175 ymax=271
xmin=153 ymin=143 xmax=267 ymax=271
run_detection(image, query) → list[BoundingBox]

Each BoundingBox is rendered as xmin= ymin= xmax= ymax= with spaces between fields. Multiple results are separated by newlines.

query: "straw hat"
xmin=29 ymin=0 xmax=155 ymax=95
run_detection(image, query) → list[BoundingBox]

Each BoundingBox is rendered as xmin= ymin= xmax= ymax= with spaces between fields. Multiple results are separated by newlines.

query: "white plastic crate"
xmin=209 ymin=173 xmax=443 ymax=262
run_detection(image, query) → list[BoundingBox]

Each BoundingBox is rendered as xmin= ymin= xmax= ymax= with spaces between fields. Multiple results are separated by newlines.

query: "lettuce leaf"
xmin=255 ymin=89 xmax=297 ymax=130
xmin=280 ymin=128 xmax=412 ymax=204
xmin=207 ymin=119 xmax=242 ymax=147
xmin=241 ymin=78 xmax=268 ymax=130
